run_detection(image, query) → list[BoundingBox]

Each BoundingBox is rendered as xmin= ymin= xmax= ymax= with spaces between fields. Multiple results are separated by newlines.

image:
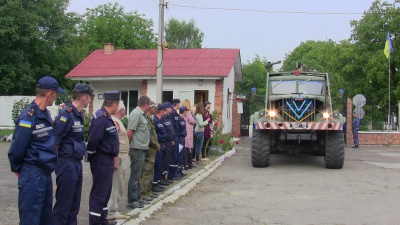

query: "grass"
xmin=0 ymin=129 xmax=14 ymax=136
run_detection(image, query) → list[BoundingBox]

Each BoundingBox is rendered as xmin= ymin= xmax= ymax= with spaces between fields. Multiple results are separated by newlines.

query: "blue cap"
xmin=179 ymin=106 xmax=189 ymax=114
xmin=73 ymin=84 xmax=94 ymax=97
xmin=36 ymin=76 xmax=65 ymax=93
xmin=104 ymin=91 xmax=120 ymax=101
xmin=157 ymin=103 xmax=165 ymax=111
xmin=162 ymin=102 xmax=173 ymax=109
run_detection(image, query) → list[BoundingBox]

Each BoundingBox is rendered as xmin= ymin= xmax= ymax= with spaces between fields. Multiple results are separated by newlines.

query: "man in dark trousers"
xmin=162 ymin=102 xmax=174 ymax=183
xmin=8 ymin=76 xmax=65 ymax=225
xmin=153 ymin=104 xmax=170 ymax=188
xmin=87 ymin=91 xmax=120 ymax=225
xmin=352 ymin=111 xmax=361 ymax=148
xmin=52 ymin=84 xmax=94 ymax=225
xmin=168 ymin=98 xmax=181 ymax=180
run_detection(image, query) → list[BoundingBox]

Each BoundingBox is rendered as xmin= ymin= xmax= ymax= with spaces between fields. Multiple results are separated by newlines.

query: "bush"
xmin=11 ymin=97 xmax=31 ymax=124
xmin=210 ymin=110 xmax=238 ymax=152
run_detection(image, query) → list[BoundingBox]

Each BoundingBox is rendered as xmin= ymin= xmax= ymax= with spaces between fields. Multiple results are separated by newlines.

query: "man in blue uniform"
xmin=8 ymin=76 xmax=65 ymax=225
xmin=168 ymin=99 xmax=181 ymax=180
xmin=178 ymin=106 xmax=188 ymax=177
xmin=162 ymin=102 xmax=175 ymax=183
xmin=152 ymin=104 xmax=170 ymax=188
xmin=87 ymin=91 xmax=120 ymax=225
xmin=352 ymin=112 xmax=361 ymax=148
xmin=51 ymin=84 xmax=94 ymax=225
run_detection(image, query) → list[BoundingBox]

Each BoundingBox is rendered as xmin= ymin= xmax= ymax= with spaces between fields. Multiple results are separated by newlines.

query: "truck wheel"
xmin=324 ymin=131 xmax=345 ymax=169
xmin=252 ymin=129 xmax=271 ymax=167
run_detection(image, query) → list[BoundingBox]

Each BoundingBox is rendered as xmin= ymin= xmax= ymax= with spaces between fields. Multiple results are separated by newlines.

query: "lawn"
xmin=0 ymin=129 xmax=14 ymax=136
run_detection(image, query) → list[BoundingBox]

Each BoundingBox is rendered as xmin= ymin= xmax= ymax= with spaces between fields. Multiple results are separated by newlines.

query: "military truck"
xmin=251 ymin=66 xmax=346 ymax=169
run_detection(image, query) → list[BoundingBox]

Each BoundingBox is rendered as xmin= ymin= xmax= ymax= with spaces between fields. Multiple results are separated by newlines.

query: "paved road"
xmin=2 ymin=138 xmax=400 ymax=225
xmin=143 ymin=138 xmax=400 ymax=225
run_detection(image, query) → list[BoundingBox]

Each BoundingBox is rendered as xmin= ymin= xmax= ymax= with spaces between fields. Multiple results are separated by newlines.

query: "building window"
xmin=120 ymin=90 xmax=138 ymax=114
xmin=194 ymin=90 xmax=209 ymax=105
xmin=163 ymin=91 xmax=173 ymax=103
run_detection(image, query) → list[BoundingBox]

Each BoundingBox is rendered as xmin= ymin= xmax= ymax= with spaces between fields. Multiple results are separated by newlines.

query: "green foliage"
xmin=235 ymin=55 xmax=268 ymax=114
xmin=0 ymin=129 xmax=14 ymax=136
xmin=210 ymin=110 xmax=236 ymax=151
xmin=83 ymin=112 xmax=91 ymax=142
xmin=121 ymin=116 xmax=128 ymax=129
xmin=11 ymin=97 xmax=31 ymax=124
xmin=55 ymin=92 xmax=73 ymax=105
xmin=165 ymin=18 xmax=204 ymax=49
xmin=0 ymin=0 xmax=82 ymax=95
xmin=79 ymin=2 xmax=157 ymax=51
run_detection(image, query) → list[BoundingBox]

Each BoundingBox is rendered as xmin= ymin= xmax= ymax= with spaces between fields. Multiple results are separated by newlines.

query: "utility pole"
xmin=156 ymin=0 xmax=165 ymax=103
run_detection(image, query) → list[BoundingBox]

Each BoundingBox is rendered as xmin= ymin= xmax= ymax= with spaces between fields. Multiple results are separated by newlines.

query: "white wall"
xmin=0 ymin=96 xmax=63 ymax=127
xmin=222 ymin=68 xmax=236 ymax=133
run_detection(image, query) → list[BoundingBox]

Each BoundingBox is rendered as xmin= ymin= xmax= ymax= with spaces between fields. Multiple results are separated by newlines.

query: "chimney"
xmin=104 ymin=43 xmax=114 ymax=54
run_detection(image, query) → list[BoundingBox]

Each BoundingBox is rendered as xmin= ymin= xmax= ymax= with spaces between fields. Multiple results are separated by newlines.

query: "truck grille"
xmin=282 ymin=98 xmax=315 ymax=122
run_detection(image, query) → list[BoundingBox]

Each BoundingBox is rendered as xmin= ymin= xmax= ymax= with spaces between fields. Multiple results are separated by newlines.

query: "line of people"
xmin=8 ymin=76 xmax=215 ymax=225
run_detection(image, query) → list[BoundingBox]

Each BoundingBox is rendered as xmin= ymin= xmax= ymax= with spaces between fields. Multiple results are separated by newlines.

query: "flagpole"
xmin=388 ymin=52 xmax=391 ymax=132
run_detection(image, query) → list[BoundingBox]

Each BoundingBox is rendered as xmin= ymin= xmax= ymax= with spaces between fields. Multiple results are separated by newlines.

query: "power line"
xmin=169 ymin=3 xmax=366 ymax=15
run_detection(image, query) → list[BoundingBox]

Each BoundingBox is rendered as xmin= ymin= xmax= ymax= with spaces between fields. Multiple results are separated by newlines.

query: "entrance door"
xmin=194 ymin=90 xmax=209 ymax=105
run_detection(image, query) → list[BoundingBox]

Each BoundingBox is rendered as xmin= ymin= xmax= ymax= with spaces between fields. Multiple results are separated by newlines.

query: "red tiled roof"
xmin=65 ymin=48 xmax=241 ymax=78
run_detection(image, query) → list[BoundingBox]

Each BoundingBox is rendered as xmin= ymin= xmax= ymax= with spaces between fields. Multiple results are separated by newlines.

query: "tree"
xmin=235 ymin=55 xmax=268 ymax=113
xmin=79 ymin=2 xmax=157 ymax=51
xmin=0 ymin=0 xmax=83 ymax=95
xmin=165 ymin=18 xmax=204 ymax=49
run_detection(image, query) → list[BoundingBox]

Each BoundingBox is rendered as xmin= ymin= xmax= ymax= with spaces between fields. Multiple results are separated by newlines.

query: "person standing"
xmin=352 ymin=112 xmax=361 ymax=148
xmin=153 ymin=104 xmax=170 ymax=188
xmin=8 ymin=76 xmax=65 ymax=225
xmin=168 ymin=99 xmax=181 ymax=180
xmin=194 ymin=103 xmax=210 ymax=163
xmin=202 ymin=101 xmax=213 ymax=159
xmin=178 ymin=106 xmax=188 ymax=175
xmin=127 ymin=96 xmax=151 ymax=209
xmin=87 ymin=91 xmax=120 ymax=225
xmin=107 ymin=100 xmax=129 ymax=221
xmin=141 ymin=101 xmax=163 ymax=199
xmin=52 ymin=84 xmax=94 ymax=225
xmin=162 ymin=102 xmax=174 ymax=183
xmin=181 ymin=100 xmax=196 ymax=169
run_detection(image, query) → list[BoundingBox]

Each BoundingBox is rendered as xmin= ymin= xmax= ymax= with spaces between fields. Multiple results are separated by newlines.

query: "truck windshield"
xmin=270 ymin=80 xmax=324 ymax=95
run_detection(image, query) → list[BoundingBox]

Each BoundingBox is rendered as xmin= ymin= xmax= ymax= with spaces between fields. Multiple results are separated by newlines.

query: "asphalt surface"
xmin=1 ymin=138 xmax=400 ymax=225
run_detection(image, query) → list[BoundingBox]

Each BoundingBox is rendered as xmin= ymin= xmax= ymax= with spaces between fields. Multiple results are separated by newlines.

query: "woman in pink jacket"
xmin=182 ymin=99 xmax=196 ymax=169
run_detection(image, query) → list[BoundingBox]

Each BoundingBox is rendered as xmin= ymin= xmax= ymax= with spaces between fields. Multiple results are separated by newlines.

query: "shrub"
xmin=210 ymin=110 xmax=237 ymax=152
xmin=11 ymin=97 xmax=31 ymax=124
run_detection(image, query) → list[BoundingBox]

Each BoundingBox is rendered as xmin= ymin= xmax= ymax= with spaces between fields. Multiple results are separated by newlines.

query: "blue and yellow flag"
xmin=384 ymin=32 xmax=393 ymax=58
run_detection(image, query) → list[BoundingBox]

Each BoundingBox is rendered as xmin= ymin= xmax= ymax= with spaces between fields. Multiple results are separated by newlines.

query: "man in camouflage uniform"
xmin=140 ymin=102 xmax=162 ymax=201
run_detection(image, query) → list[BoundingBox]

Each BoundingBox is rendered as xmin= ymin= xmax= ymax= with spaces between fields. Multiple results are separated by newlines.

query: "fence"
xmin=0 ymin=96 xmax=60 ymax=127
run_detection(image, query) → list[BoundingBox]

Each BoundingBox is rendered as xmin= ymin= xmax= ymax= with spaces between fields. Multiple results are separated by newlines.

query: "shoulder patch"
xmin=103 ymin=112 xmax=107 ymax=117
xmin=27 ymin=108 xmax=34 ymax=117
xmin=19 ymin=120 xmax=32 ymax=128
xmin=60 ymin=116 xmax=67 ymax=122
xmin=66 ymin=107 xmax=73 ymax=113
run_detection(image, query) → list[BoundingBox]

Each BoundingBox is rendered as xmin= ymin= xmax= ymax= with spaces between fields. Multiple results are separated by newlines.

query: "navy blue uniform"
xmin=352 ymin=116 xmax=361 ymax=146
xmin=163 ymin=114 xmax=174 ymax=176
xmin=153 ymin=115 xmax=167 ymax=183
xmin=87 ymin=107 xmax=119 ymax=225
xmin=51 ymin=104 xmax=86 ymax=225
xmin=178 ymin=116 xmax=187 ymax=173
xmin=8 ymin=101 xmax=56 ymax=225
xmin=168 ymin=109 xmax=181 ymax=178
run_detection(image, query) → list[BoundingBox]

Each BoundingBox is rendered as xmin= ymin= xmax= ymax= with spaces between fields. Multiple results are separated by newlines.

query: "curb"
xmin=120 ymin=149 xmax=236 ymax=225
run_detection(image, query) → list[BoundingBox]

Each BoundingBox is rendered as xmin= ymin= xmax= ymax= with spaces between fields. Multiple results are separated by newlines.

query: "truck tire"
xmin=252 ymin=129 xmax=271 ymax=167
xmin=324 ymin=131 xmax=345 ymax=169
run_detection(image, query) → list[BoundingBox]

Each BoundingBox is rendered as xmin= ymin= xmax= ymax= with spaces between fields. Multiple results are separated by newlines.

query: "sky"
xmin=67 ymin=0 xmax=377 ymax=66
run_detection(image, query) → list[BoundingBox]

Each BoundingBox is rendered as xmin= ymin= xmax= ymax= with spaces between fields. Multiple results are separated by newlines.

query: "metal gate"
xmin=240 ymin=100 xmax=251 ymax=136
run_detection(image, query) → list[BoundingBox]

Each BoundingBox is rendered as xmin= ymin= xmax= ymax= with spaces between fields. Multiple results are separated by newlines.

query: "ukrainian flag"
xmin=19 ymin=120 xmax=32 ymax=128
xmin=384 ymin=32 xmax=393 ymax=58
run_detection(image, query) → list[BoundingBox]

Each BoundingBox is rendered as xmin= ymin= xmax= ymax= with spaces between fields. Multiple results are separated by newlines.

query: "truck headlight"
xmin=268 ymin=111 xmax=277 ymax=117
xmin=323 ymin=112 xmax=330 ymax=119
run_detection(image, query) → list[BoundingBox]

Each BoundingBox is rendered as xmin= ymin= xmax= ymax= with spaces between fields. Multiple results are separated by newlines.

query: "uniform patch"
xmin=19 ymin=120 xmax=32 ymax=128
xmin=74 ymin=121 xmax=81 ymax=126
xmin=35 ymin=123 xmax=45 ymax=129
xmin=60 ymin=116 xmax=67 ymax=122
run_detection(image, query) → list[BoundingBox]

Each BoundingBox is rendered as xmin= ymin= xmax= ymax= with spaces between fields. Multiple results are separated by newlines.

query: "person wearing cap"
xmin=168 ymin=98 xmax=182 ymax=180
xmin=352 ymin=111 xmax=361 ymax=148
xmin=161 ymin=102 xmax=174 ymax=183
xmin=8 ymin=76 xmax=65 ymax=225
xmin=106 ymin=100 xmax=129 ymax=221
xmin=152 ymin=104 xmax=170 ymax=188
xmin=87 ymin=91 xmax=120 ymax=225
xmin=178 ymin=106 xmax=188 ymax=175
xmin=51 ymin=83 xmax=94 ymax=224
xmin=202 ymin=101 xmax=213 ymax=159
xmin=140 ymin=101 xmax=163 ymax=200
xmin=127 ymin=96 xmax=151 ymax=209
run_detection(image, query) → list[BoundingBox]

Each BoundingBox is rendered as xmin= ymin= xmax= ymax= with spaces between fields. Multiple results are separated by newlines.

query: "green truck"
xmin=251 ymin=67 xmax=346 ymax=169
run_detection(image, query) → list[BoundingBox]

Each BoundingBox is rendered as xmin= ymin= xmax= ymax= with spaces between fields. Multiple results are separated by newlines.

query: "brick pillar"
xmin=214 ymin=80 xmax=223 ymax=112
xmin=346 ymin=98 xmax=353 ymax=145
xmin=142 ymin=80 xmax=148 ymax=96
